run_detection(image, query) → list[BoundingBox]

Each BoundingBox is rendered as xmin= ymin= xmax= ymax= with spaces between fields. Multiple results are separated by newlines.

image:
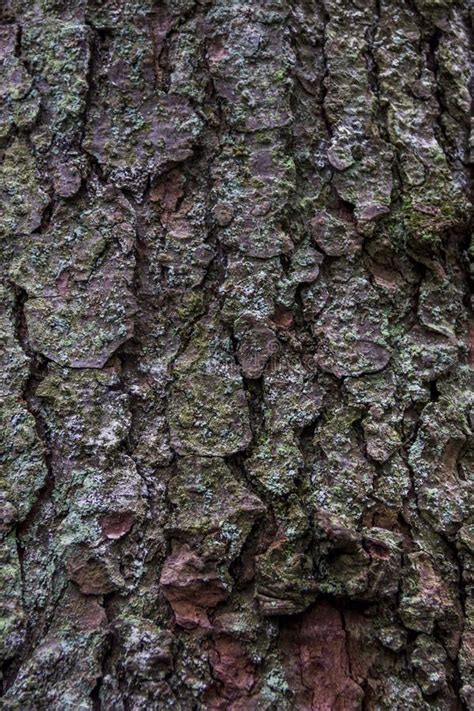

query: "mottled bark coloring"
xmin=0 ymin=0 xmax=472 ymax=709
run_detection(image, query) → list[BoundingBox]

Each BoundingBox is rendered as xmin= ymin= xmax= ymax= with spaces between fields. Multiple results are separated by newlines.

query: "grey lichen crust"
xmin=0 ymin=0 xmax=472 ymax=709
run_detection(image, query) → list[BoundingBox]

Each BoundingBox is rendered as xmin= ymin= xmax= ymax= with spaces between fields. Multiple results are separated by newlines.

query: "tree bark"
xmin=0 ymin=0 xmax=472 ymax=709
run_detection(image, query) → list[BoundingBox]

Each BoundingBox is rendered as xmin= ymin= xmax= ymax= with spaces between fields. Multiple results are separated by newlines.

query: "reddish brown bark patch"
xmin=279 ymin=601 xmax=364 ymax=710
xmin=100 ymin=512 xmax=134 ymax=540
xmin=204 ymin=633 xmax=257 ymax=709
xmin=160 ymin=542 xmax=229 ymax=629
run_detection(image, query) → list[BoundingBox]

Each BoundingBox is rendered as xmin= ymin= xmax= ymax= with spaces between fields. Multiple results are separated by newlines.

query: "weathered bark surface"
xmin=0 ymin=0 xmax=472 ymax=708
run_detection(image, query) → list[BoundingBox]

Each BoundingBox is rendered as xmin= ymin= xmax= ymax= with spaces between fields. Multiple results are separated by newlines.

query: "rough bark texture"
xmin=0 ymin=0 xmax=473 ymax=709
